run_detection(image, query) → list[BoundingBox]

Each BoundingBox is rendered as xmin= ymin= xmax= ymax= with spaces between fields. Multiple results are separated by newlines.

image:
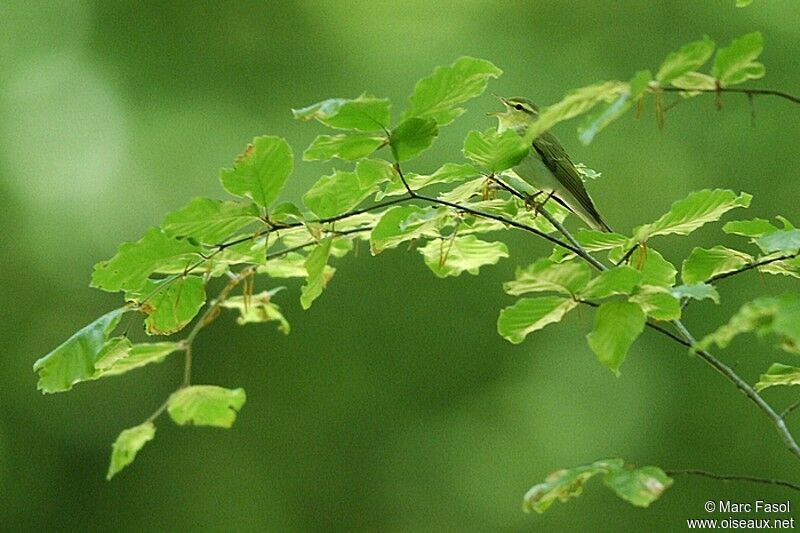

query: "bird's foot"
xmin=526 ymin=190 xmax=556 ymax=217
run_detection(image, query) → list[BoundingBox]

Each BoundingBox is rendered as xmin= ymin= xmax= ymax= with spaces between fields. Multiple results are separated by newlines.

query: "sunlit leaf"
xmin=300 ymin=238 xmax=333 ymax=309
xmin=504 ymin=259 xmax=592 ymax=296
xmin=33 ymin=308 xmax=127 ymax=393
xmin=418 ymin=235 xmax=508 ymax=277
xmin=220 ymin=136 xmax=293 ymax=208
xmin=587 ymin=301 xmax=646 ymax=375
xmin=575 ymin=230 xmax=628 ymax=252
xmin=107 ymin=422 xmax=156 ymax=480
xmin=463 ymin=128 xmax=528 ymax=172
xmin=578 ymin=70 xmax=652 ymax=145
xmin=303 ymin=170 xmax=377 ymax=218
xmin=130 ymin=276 xmax=206 ymax=336
xmin=723 ymin=218 xmax=779 ymax=239
xmin=630 ymin=287 xmax=681 ymax=321
xmin=221 ymin=290 xmax=290 ymax=334
xmin=292 ymin=94 xmax=391 ymax=131
xmin=681 ymin=245 xmax=751 ymax=284
xmin=755 ymin=363 xmax=800 ymax=392
xmin=524 ymin=81 xmax=628 ymax=142
xmin=629 ymin=248 xmax=677 ymax=287
xmin=167 ymin=385 xmax=246 ymax=428
xmin=302 ymin=132 xmax=386 ymax=161
xmin=580 ymin=266 xmax=642 ymax=300
xmin=404 ymin=57 xmax=502 ymax=125
xmin=389 ymin=117 xmax=438 ymax=162
xmin=377 ymin=163 xmax=478 ymax=199
xmin=656 ymin=36 xmax=716 ymax=84
xmin=356 ymin=159 xmax=396 ymax=190
xmin=712 ymin=32 xmax=765 ymax=87
xmin=633 ymin=189 xmax=752 ymax=242
xmin=370 ymin=205 xmax=446 ymax=254
xmin=669 ymin=71 xmax=717 ymax=91
xmin=91 ymin=228 xmax=201 ymax=293
xmin=497 ymin=296 xmax=577 ymax=344
xmin=97 ymin=342 xmax=182 ymax=377
xmin=670 ymin=283 xmax=720 ymax=304
xmin=161 ymin=197 xmax=260 ymax=245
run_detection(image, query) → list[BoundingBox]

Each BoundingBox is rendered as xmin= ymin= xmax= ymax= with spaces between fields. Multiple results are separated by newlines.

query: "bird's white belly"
xmin=512 ymin=153 xmax=564 ymax=195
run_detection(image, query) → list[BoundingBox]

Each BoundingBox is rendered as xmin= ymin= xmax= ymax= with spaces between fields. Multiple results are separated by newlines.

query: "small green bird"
xmin=489 ymin=96 xmax=612 ymax=232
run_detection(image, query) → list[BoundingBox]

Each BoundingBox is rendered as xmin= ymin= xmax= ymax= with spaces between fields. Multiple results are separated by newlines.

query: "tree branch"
xmin=661 ymin=86 xmax=800 ymax=106
xmin=666 ymin=469 xmax=800 ymax=493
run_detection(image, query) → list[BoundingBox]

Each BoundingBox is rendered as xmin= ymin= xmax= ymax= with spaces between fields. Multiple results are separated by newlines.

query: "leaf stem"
xmin=660 ymin=86 xmax=800 ymax=106
xmin=665 ymin=469 xmax=800 ymax=493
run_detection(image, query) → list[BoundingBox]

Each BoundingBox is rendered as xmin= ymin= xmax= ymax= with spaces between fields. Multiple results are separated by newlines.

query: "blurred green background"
xmin=2 ymin=1 xmax=800 ymax=531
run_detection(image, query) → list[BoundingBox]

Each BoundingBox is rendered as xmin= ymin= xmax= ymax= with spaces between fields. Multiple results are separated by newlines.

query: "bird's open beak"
xmin=485 ymin=111 xmax=501 ymax=116
xmin=486 ymin=94 xmax=507 ymax=116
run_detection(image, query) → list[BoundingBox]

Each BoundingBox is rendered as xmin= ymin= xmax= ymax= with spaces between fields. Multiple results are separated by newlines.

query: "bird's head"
xmin=487 ymin=96 xmax=539 ymax=133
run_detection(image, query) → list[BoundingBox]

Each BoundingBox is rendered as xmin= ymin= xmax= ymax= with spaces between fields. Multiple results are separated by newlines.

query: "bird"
xmin=488 ymin=96 xmax=612 ymax=232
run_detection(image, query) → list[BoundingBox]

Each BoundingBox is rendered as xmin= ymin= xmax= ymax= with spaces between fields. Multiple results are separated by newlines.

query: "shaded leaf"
xmin=389 ymin=117 xmax=438 ymax=162
xmin=630 ymin=248 xmax=677 ymax=287
xmin=578 ymin=70 xmax=652 ymax=145
xmin=292 ymin=94 xmax=391 ymax=131
xmin=681 ymin=245 xmax=751 ymax=284
xmin=370 ymin=205 xmax=446 ymax=254
xmin=220 ymin=136 xmax=293 ymax=208
xmin=497 ymin=296 xmax=577 ymax=345
xmin=128 ymin=276 xmax=206 ymax=335
xmin=587 ymin=301 xmax=646 ymax=375
xmin=107 ymin=422 xmax=156 ymax=480
xmin=630 ymin=288 xmax=681 ymax=321
xmin=356 ymin=159 xmax=396 ymax=190
xmin=98 ymin=342 xmax=182 ymax=377
xmin=168 ymin=385 xmax=246 ymax=428
xmin=404 ymin=57 xmax=502 ymax=125
xmin=580 ymin=266 xmax=642 ymax=300
xmin=757 ymin=229 xmax=800 ymax=254
xmin=633 ymin=189 xmax=751 ymax=242
xmin=723 ymin=218 xmax=778 ymax=239
xmin=670 ymin=283 xmax=720 ymax=304
xmin=33 ymin=308 xmax=127 ymax=393
xmin=303 ymin=170 xmax=377 ymax=218
xmin=302 ymin=132 xmax=386 ymax=161
xmin=603 ymin=466 xmax=673 ymax=508
xmin=161 ymin=198 xmax=260 ymax=245
xmin=523 ymin=459 xmax=624 ymax=513
xmin=418 ymin=235 xmax=508 ymax=278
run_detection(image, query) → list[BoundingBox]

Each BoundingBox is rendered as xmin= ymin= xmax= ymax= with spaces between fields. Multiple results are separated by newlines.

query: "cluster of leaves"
xmin=32 ymin=28 xmax=800 ymax=515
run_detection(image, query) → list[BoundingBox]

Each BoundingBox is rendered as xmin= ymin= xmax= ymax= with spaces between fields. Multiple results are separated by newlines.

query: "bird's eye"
xmin=514 ymin=104 xmax=524 ymax=111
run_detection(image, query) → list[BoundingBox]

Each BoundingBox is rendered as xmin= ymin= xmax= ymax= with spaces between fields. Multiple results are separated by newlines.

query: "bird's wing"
xmin=531 ymin=131 xmax=607 ymax=228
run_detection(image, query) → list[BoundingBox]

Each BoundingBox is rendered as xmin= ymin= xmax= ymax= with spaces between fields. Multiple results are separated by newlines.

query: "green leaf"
xmin=656 ymin=36 xmax=716 ymax=84
xmin=670 ymin=283 xmax=720 ymax=304
xmin=97 ymin=342 xmax=182 ymax=377
xmin=757 ymin=229 xmax=800 ymax=254
xmin=302 ymin=132 xmax=386 ymax=161
xmin=497 ymin=296 xmax=577 ymax=344
xmin=356 ymin=159 xmax=396 ymax=190
xmin=681 ymin=245 xmax=751 ymax=284
xmin=603 ymin=466 xmax=673 ymax=508
xmin=755 ymin=363 xmax=800 ymax=392
xmin=91 ymin=228 xmax=201 ymax=293
xmin=723 ymin=218 xmax=779 ymax=239
xmin=404 ymin=57 xmax=502 ymax=125
xmin=418 ymin=235 xmax=508 ymax=278
xmin=303 ymin=170 xmax=376 ymax=218
xmin=33 ymin=308 xmax=127 ymax=393
xmin=161 ymin=197 xmax=260 ymax=245
xmin=462 ymin=128 xmax=529 ymax=172
xmin=633 ymin=189 xmax=752 ymax=242
xmin=669 ymin=71 xmax=717 ymax=91
xmin=370 ymin=205 xmax=446 ymax=254
xmin=523 ymin=459 xmax=624 ymax=513
xmin=107 ymin=422 xmax=156 ymax=480
xmin=167 ymin=385 xmax=246 ymax=428
xmin=220 ymin=136 xmax=293 ymax=208
xmin=629 ymin=248 xmax=677 ymax=287
xmin=389 ymin=117 xmax=438 ymax=162
xmin=300 ymin=238 xmax=333 ymax=310
xmin=292 ymin=94 xmax=391 ymax=131
xmin=630 ymin=288 xmax=681 ymax=321
xmin=587 ymin=301 xmax=646 ymax=375
xmin=736 ymin=0 xmax=753 ymax=6
xmin=377 ymin=163 xmax=477 ymax=199
xmin=580 ymin=266 xmax=642 ymax=300
xmin=575 ymin=229 xmax=629 ymax=251
xmin=259 ymin=252 xmax=313 ymax=278
xmin=699 ymin=295 xmax=800 ymax=354
xmin=524 ymin=81 xmax=628 ymax=142
xmin=712 ymin=32 xmax=765 ymax=87
xmin=504 ymin=259 xmax=592 ymax=296
xmin=578 ymin=70 xmax=652 ymax=145
xmin=221 ymin=291 xmax=290 ymax=334
xmin=134 ymin=276 xmax=207 ymax=336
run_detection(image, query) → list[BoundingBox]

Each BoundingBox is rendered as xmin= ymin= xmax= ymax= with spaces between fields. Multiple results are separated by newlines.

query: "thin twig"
xmin=661 ymin=86 xmax=800 ymax=106
xmin=666 ymin=469 xmax=800 ymax=493
xmin=708 ymin=252 xmax=800 ymax=284
xmin=781 ymin=399 xmax=800 ymax=420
